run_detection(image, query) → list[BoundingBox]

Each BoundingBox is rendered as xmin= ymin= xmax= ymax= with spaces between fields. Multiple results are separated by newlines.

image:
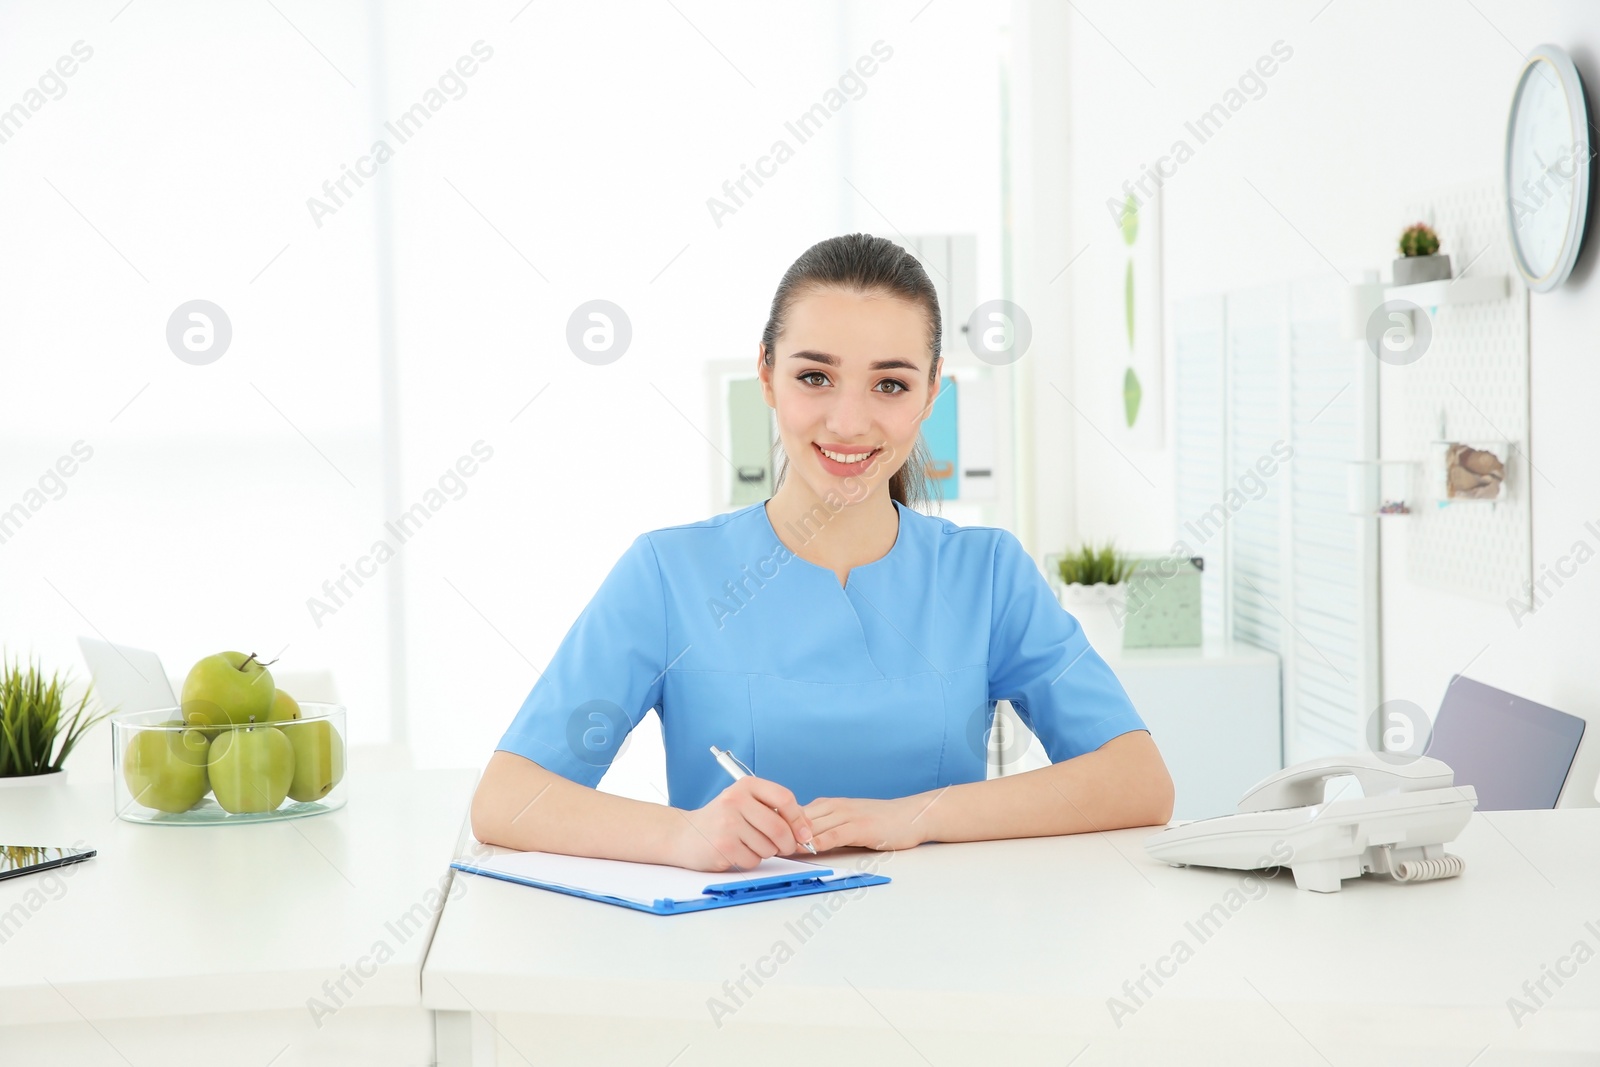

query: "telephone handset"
xmin=1235 ymin=753 xmax=1457 ymax=813
xmin=1145 ymin=753 xmax=1478 ymax=893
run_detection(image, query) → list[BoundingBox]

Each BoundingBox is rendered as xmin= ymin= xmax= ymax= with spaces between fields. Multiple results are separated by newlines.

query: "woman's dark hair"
xmin=760 ymin=233 xmax=943 ymax=510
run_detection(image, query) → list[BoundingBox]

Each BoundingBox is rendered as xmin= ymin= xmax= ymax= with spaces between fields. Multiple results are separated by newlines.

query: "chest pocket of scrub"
xmin=748 ymin=668 xmax=984 ymax=804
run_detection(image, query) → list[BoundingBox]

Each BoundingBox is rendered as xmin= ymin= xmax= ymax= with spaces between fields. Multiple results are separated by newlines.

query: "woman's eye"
xmin=796 ymin=372 xmax=907 ymax=393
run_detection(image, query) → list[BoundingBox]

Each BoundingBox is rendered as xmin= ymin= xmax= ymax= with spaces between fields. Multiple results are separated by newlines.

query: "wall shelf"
xmin=1347 ymin=459 xmax=1421 ymax=517
xmin=1383 ymin=273 xmax=1508 ymax=310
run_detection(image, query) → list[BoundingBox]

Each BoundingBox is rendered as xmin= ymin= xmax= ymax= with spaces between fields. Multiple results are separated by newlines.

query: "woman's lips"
xmin=813 ymin=442 xmax=880 ymax=472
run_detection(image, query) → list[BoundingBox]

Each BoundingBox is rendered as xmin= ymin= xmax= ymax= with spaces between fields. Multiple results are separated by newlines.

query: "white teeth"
xmin=820 ymin=447 xmax=874 ymax=463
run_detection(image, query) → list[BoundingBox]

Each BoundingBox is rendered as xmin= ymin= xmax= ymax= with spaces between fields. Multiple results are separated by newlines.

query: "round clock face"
xmin=1505 ymin=46 xmax=1592 ymax=291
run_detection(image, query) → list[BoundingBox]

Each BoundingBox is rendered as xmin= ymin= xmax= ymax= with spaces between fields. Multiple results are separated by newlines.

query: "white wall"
xmin=0 ymin=1 xmax=1011 ymax=780
xmin=1005 ymin=0 xmax=1076 ymax=556
xmin=0 ymin=2 xmax=394 ymax=744
xmin=370 ymin=1 xmax=1010 ymax=770
xmin=1051 ymin=0 xmax=1600 ymax=800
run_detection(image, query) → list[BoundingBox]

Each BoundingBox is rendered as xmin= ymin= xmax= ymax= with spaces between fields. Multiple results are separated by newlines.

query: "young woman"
xmin=471 ymin=234 xmax=1174 ymax=872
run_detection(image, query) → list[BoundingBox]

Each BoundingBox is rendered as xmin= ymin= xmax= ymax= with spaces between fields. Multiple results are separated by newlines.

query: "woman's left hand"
xmin=799 ymin=795 xmax=929 ymax=853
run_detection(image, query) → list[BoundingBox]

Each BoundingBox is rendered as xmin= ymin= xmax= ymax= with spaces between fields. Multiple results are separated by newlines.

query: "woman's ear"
xmin=918 ymin=361 xmax=942 ymax=422
xmin=758 ymin=343 xmax=775 ymax=406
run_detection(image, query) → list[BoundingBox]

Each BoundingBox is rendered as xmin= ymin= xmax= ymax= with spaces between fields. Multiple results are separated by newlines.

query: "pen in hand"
xmin=709 ymin=745 xmax=817 ymax=855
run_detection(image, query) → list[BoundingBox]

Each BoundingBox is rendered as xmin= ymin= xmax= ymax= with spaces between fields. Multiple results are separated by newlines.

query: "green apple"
xmin=283 ymin=719 xmax=344 ymax=802
xmin=207 ymin=725 xmax=295 ymax=814
xmin=122 ymin=722 xmax=211 ymax=813
xmin=181 ymin=651 xmax=275 ymax=731
xmin=265 ymin=689 xmax=301 ymax=723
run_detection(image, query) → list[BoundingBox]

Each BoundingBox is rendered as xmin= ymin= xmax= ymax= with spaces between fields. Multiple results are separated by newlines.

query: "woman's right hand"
xmin=671 ymin=776 xmax=816 ymax=872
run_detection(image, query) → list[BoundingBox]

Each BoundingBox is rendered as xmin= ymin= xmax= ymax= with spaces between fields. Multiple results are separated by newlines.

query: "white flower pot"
xmin=1057 ymin=583 xmax=1126 ymax=653
xmin=0 ymin=768 xmax=67 ymax=787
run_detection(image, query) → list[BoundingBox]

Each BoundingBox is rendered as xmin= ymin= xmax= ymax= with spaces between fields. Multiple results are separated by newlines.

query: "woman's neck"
xmin=765 ymin=481 xmax=899 ymax=571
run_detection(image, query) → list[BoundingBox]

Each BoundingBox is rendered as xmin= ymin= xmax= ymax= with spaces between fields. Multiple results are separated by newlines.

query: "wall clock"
xmin=1505 ymin=43 xmax=1592 ymax=292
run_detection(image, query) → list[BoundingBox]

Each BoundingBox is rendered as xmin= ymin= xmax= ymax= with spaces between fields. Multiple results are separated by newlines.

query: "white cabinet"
xmin=996 ymin=639 xmax=1282 ymax=820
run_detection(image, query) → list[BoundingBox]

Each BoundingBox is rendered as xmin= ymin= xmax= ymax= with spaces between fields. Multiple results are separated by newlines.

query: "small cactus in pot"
xmin=1398 ymin=222 xmax=1441 ymax=257
xmin=1393 ymin=221 xmax=1452 ymax=284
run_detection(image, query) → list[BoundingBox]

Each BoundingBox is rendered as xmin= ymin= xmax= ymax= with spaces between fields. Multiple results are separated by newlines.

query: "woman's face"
xmin=759 ymin=287 xmax=938 ymax=505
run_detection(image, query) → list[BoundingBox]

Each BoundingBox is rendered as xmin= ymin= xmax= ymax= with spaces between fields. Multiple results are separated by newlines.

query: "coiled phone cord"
xmin=1389 ymin=851 xmax=1465 ymax=883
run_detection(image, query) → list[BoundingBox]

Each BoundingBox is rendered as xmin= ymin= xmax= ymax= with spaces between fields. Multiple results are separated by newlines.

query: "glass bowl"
xmin=111 ymin=703 xmax=347 ymax=825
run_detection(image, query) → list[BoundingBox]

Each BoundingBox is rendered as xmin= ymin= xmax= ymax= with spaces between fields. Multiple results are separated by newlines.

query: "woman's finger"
xmin=738 ymin=797 xmax=799 ymax=855
xmin=802 ymin=797 xmax=834 ymax=819
xmin=731 ymin=818 xmax=784 ymax=864
xmin=743 ymin=778 xmax=815 ymax=850
xmin=803 ymin=803 xmax=851 ymax=836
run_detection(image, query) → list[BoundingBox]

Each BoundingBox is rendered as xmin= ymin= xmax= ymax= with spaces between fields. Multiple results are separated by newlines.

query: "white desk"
xmin=424 ymin=810 xmax=1600 ymax=1066
xmin=0 ymin=754 xmax=476 ymax=1067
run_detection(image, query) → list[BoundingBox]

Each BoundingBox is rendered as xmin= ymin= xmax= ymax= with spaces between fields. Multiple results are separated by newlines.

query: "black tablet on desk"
xmin=1 ymin=845 xmax=96 ymax=883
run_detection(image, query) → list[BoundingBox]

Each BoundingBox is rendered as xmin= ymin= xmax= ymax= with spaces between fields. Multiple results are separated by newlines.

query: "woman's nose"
xmin=826 ymin=391 xmax=873 ymax=438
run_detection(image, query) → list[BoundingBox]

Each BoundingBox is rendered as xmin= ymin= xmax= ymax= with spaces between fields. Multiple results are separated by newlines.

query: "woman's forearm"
xmin=472 ymin=731 xmax=1174 ymax=863
xmin=470 ymin=751 xmax=684 ymax=863
xmin=910 ymin=729 xmax=1174 ymax=844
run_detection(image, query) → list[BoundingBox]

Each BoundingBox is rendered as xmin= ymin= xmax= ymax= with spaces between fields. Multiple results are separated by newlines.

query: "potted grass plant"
xmin=0 ymin=654 xmax=110 ymax=785
xmin=1055 ymin=542 xmax=1135 ymax=651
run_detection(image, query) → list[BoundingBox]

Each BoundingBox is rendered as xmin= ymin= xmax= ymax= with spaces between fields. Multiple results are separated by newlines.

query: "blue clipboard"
xmin=450 ymin=858 xmax=891 ymax=916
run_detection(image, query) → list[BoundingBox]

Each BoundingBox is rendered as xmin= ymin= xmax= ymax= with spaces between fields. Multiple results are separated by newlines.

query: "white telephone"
xmin=1144 ymin=753 xmax=1478 ymax=893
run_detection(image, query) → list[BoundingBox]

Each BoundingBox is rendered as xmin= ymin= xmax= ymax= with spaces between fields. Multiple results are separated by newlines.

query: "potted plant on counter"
xmin=0 ymin=654 xmax=109 ymax=785
xmin=1393 ymin=221 xmax=1452 ymax=285
xmin=1055 ymin=542 xmax=1135 ymax=652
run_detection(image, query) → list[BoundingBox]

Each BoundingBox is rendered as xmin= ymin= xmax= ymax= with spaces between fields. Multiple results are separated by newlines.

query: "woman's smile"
xmin=813 ymin=441 xmax=882 ymax=473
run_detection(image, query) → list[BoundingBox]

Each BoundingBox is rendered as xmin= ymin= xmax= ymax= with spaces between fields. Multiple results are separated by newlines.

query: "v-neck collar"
xmin=759 ymin=497 xmax=906 ymax=589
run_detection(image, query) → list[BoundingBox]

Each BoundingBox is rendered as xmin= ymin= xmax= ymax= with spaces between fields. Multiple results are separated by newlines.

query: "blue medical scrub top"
xmin=495 ymin=498 xmax=1148 ymax=810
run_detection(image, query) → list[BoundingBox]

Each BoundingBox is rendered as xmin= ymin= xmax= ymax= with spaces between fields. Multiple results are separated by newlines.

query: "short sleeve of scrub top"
xmin=495 ymin=499 xmax=1149 ymax=809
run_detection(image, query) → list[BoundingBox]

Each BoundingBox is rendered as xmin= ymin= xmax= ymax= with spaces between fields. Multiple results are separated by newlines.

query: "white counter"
xmin=9 ymin=744 xmax=1596 ymax=1066
xmin=0 ymin=753 xmax=477 ymax=1066
xmin=424 ymin=809 xmax=1600 ymax=1066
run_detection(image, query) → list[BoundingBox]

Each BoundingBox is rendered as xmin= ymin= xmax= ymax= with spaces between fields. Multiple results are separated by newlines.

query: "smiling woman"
xmin=470 ymin=234 xmax=1174 ymax=873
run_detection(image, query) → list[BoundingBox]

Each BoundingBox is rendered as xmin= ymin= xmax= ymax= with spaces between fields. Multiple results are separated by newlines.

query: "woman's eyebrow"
xmin=788 ymin=350 xmax=923 ymax=373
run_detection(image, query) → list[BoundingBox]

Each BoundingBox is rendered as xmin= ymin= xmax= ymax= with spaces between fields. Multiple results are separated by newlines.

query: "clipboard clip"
xmin=701 ymin=869 xmax=836 ymax=899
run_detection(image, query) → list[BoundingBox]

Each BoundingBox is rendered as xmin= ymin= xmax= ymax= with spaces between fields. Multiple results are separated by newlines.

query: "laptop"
xmin=1426 ymin=674 xmax=1586 ymax=810
xmin=76 ymin=637 xmax=178 ymax=714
